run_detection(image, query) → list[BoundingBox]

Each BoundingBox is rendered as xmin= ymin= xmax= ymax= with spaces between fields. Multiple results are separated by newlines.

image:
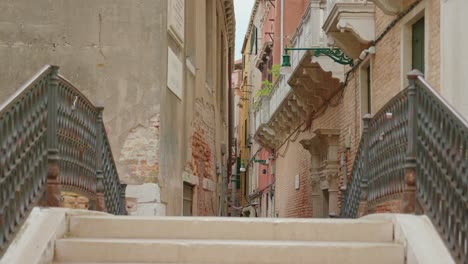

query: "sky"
xmin=234 ymin=0 xmax=255 ymax=61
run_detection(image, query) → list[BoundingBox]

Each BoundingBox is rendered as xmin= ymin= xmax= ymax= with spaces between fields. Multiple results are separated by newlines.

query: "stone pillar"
xmin=300 ymin=137 xmax=322 ymax=217
xmin=310 ymin=152 xmax=323 ymax=218
xmin=300 ymin=129 xmax=340 ymax=218
xmin=321 ymin=130 xmax=340 ymax=217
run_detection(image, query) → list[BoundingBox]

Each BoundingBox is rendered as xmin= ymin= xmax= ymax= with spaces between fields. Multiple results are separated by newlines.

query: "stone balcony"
xmin=288 ymin=52 xmax=344 ymax=113
xmin=254 ymin=74 xmax=305 ymax=150
xmin=255 ymin=41 xmax=273 ymax=71
xmin=323 ymin=0 xmax=375 ymax=59
xmin=254 ymin=2 xmax=344 ymax=150
xmin=369 ymin=0 xmax=404 ymax=15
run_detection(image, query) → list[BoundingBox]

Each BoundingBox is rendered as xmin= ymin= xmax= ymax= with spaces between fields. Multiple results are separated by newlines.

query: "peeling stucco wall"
xmin=119 ymin=114 xmax=160 ymax=185
xmin=189 ymin=97 xmax=217 ymax=216
xmin=0 ymin=0 xmax=167 ymax=214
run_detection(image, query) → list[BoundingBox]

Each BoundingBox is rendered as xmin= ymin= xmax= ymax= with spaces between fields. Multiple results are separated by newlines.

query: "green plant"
xmin=254 ymin=64 xmax=281 ymax=99
xmin=270 ymin=64 xmax=280 ymax=79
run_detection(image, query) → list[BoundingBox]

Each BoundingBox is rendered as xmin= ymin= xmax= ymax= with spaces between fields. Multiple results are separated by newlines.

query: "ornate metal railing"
xmin=341 ymin=135 xmax=366 ymax=218
xmin=414 ymin=75 xmax=467 ymax=263
xmin=0 ymin=65 xmax=126 ymax=253
xmin=0 ymin=66 xmax=50 ymax=251
xmin=366 ymin=89 xmax=408 ymax=210
xmin=56 ymin=76 xmax=98 ymax=202
xmin=342 ymin=70 xmax=467 ymax=263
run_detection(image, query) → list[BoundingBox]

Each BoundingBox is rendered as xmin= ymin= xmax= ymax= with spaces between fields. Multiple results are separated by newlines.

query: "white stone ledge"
xmin=362 ymin=214 xmax=455 ymax=264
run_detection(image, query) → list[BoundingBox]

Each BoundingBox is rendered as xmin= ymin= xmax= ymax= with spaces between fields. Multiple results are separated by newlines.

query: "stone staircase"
xmin=51 ymin=215 xmax=404 ymax=264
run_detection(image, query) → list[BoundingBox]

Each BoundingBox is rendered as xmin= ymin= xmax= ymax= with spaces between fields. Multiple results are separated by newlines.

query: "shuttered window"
xmin=412 ymin=17 xmax=425 ymax=73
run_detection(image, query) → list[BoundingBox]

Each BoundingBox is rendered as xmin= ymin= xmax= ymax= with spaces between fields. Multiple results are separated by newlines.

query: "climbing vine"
xmin=253 ymin=64 xmax=281 ymax=108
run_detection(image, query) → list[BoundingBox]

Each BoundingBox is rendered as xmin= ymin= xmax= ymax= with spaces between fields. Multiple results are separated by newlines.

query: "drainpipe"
xmin=227 ymin=47 xmax=233 ymax=216
xmin=280 ymin=0 xmax=284 ymax=56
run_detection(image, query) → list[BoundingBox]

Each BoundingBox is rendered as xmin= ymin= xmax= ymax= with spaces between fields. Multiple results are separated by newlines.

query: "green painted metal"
xmin=0 ymin=65 xmax=126 ymax=254
xmin=282 ymin=47 xmax=354 ymax=67
xmin=342 ymin=70 xmax=467 ymax=263
xmin=0 ymin=66 xmax=51 ymax=253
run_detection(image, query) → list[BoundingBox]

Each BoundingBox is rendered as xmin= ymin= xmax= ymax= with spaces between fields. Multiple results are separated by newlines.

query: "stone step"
xmin=69 ymin=216 xmax=393 ymax=242
xmin=54 ymin=238 xmax=404 ymax=264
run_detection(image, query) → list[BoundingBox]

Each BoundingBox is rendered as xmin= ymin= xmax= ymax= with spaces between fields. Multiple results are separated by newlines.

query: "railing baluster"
xmin=357 ymin=114 xmax=371 ymax=217
xmin=95 ymin=106 xmax=106 ymax=212
xmin=45 ymin=66 xmax=61 ymax=207
xmin=402 ymin=69 xmax=423 ymax=213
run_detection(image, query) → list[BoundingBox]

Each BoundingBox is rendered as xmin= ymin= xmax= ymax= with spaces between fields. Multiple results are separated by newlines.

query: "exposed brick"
xmin=61 ymin=192 xmax=89 ymax=210
xmin=119 ymin=114 xmax=160 ymax=185
xmin=190 ymin=97 xmax=217 ymax=216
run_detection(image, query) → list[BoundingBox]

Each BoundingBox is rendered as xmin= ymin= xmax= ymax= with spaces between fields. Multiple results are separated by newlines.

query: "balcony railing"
xmin=0 ymin=65 xmax=126 ymax=254
xmin=268 ymin=75 xmax=290 ymax=120
xmin=342 ymin=70 xmax=467 ymax=263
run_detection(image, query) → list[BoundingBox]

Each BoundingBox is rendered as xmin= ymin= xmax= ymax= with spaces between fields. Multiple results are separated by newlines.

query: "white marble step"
xmin=54 ymin=238 xmax=404 ymax=264
xmin=69 ymin=215 xmax=393 ymax=242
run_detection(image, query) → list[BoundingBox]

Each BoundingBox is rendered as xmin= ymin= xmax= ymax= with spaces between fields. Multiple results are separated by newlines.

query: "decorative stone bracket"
xmin=255 ymin=41 xmax=273 ymax=71
xmin=323 ymin=2 xmax=375 ymax=59
xmin=369 ymin=0 xmax=404 ymax=15
xmin=288 ymin=51 xmax=343 ymax=113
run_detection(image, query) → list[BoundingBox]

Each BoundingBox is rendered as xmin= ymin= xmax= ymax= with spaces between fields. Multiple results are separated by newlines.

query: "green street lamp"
xmin=281 ymin=47 xmax=354 ymax=67
xmin=282 ymin=52 xmax=291 ymax=67
xmin=239 ymin=161 xmax=246 ymax=172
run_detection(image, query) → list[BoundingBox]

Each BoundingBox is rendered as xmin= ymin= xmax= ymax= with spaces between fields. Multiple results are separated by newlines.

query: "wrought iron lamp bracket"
xmin=282 ymin=48 xmax=354 ymax=67
xmin=253 ymin=159 xmax=268 ymax=165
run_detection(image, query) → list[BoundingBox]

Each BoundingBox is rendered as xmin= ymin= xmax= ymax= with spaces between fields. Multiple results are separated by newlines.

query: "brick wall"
xmin=189 ymin=97 xmax=217 ymax=216
xmin=61 ymin=192 xmax=89 ymax=210
xmin=265 ymin=0 xmax=441 ymax=218
xmin=275 ymin=131 xmax=314 ymax=218
xmin=373 ymin=0 xmax=440 ymax=111
xmin=368 ymin=198 xmax=403 ymax=214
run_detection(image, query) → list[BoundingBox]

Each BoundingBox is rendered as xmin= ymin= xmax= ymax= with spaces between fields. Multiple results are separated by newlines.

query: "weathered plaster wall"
xmin=0 ymin=0 xmax=167 ymax=214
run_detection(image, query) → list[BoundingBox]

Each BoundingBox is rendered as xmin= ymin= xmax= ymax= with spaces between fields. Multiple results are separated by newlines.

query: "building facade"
xmin=0 ymin=0 xmax=235 ymax=216
xmin=237 ymin=0 xmax=308 ymax=217
xmin=239 ymin=0 xmax=466 ymax=218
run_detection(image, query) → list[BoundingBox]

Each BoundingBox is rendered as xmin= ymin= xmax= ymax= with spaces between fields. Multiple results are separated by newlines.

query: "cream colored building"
xmin=0 ymin=0 xmax=235 ymax=216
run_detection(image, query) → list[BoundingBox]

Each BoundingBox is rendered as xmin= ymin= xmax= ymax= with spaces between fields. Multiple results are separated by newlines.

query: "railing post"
xmin=358 ymin=114 xmax=371 ymax=217
xmin=45 ymin=66 xmax=61 ymax=207
xmin=403 ymin=70 xmax=423 ymax=213
xmin=95 ymin=106 xmax=106 ymax=212
xmin=119 ymin=182 xmax=127 ymax=215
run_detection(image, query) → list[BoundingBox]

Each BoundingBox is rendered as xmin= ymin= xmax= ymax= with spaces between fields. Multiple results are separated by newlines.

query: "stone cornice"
xmin=222 ymin=0 xmax=236 ymax=49
xmin=241 ymin=0 xmax=261 ymax=52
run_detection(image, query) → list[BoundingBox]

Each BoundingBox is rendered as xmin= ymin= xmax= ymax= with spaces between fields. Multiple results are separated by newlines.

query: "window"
xmin=360 ymin=61 xmax=372 ymax=132
xmin=412 ymin=17 xmax=425 ymax=73
xmin=401 ymin=3 xmax=426 ymax=89
xmin=185 ymin=0 xmax=196 ymax=64
xmin=249 ymin=26 xmax=258 ymax=55
xmin=183 ymin=183 xmax=193 ymax=216
xmin=205 ymin=0 xmax=213 ymax=87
